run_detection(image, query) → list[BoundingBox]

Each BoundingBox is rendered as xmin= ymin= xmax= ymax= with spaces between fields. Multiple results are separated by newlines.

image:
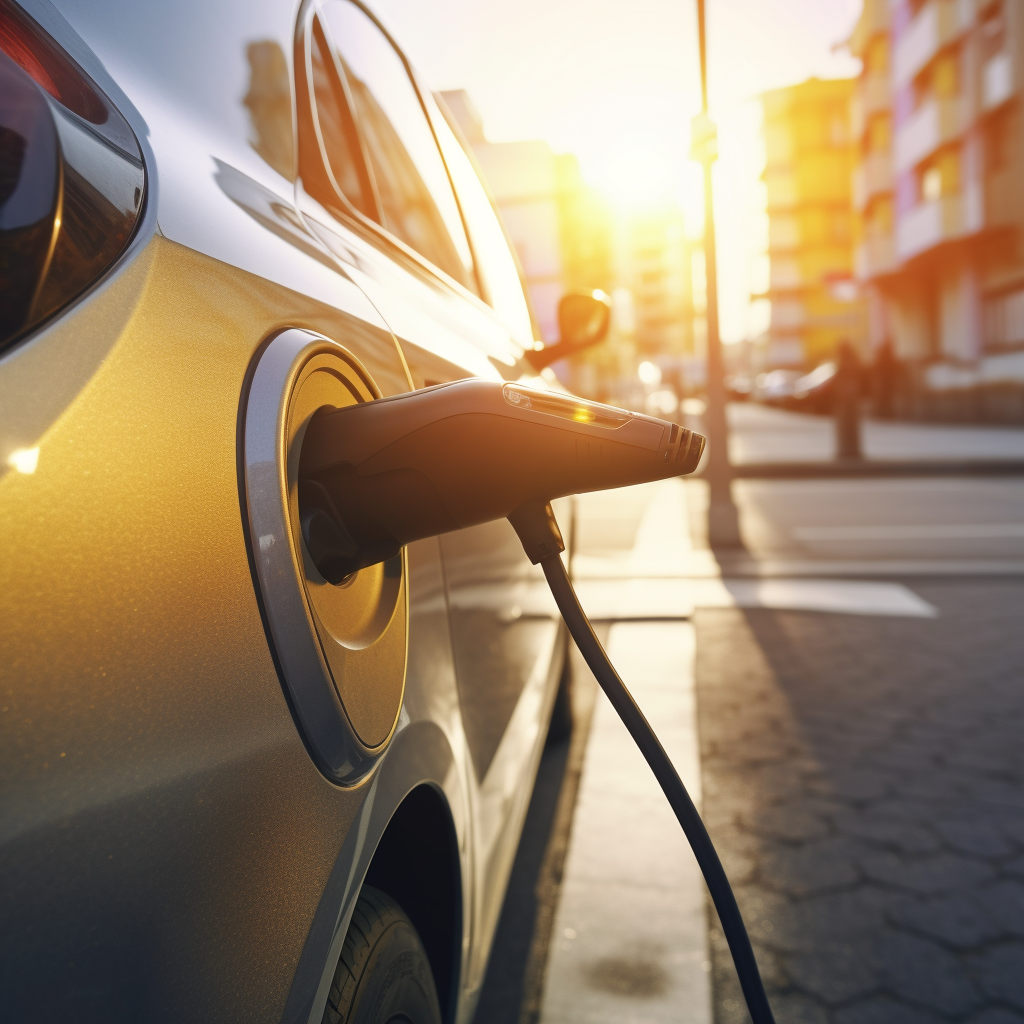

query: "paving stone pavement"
xmin=695 ymin=580 xmax=1024 ymax=1024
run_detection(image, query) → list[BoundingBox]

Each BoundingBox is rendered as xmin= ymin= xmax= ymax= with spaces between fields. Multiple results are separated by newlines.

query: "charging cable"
xmin=512 ymin=502 xmax=776 ymax=1024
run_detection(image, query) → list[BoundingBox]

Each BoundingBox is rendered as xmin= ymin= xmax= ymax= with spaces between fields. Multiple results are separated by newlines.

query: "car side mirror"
xmin=525 ymin=290 xmax=611 ymax=371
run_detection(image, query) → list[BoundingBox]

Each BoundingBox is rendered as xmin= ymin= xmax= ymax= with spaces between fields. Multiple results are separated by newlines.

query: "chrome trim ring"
xmin=243 ymin=328 xmax=407 ymax=783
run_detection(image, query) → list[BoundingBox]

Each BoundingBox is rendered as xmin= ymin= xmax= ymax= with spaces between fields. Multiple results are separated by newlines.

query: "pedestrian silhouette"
xmin=873 ymin=338 xmax=897 ymax=420
xmin=835 ymin=340 xmax=862 ymax=460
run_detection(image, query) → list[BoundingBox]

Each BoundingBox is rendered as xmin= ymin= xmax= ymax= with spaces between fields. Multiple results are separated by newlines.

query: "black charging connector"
xmin=299 ymin=379 xmax=703 ymax=580
xmin=511 ymin=501 xmax=777 ymax=1024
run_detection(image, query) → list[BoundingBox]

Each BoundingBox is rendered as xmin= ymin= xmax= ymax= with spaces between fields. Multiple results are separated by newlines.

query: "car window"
xmin=319 ymin=0 xmax=476 ymax=291
xmin=430 ymin=105 xmax=537 ymax=349
xmin=306 ymin=16 xmax=377 ymax=220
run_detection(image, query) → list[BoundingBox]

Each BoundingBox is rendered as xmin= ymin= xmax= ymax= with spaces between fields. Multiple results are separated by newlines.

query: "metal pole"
xmin=694 ymin=0 xmax=741 ymax=547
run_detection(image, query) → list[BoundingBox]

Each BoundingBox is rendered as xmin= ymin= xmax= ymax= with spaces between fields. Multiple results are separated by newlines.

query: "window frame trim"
xmin=430 ymin=94 xmax=544 ymax=344
xmin=298 ymin=0 xmax=489 ymax=306
xmin=301 ymin=10 xmax=381 ymax=224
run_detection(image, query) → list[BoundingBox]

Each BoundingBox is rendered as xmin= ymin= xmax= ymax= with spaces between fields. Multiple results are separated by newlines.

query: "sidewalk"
xmin=538 ymin=484 xmax=711 ymax=1023
xmin=538 ymin=621 xmax=711 ymax=1024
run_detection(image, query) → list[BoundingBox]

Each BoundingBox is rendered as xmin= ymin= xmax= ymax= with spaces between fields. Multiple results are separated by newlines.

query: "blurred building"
xmin=759 ymin=77 xmax=864 ymax=369
xmin=618 ymin=200 xmax=693 ymax=361
xmin=441 ymin=90 xmax=696 ymax=402
xmin=439 ymin=89 xmax=612 ymax=346
xmin=849 ymin=0 xmax=1024 ymax=421
xmin=574 ymin=198 xmax=698 ymax=407
xmin=555 ymin=153 xmax=615 ymax=298
xmin=554 ymin=154 xmax=621 ymax=398
xmin=441 ymin=89 xmax=562 ymax=339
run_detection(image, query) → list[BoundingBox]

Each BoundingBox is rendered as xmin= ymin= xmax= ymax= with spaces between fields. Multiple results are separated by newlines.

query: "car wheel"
xmin=322 ymin=886 xmax=442 ymax=1024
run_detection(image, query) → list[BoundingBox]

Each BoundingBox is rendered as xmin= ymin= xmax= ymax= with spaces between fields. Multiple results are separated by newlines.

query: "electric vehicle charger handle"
xmin=299 ymin=380 xmax=704 ymax=579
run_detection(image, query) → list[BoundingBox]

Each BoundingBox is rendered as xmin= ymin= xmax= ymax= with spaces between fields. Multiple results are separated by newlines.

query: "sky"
xmin=370 ymin=0 xmax=863 ymax=343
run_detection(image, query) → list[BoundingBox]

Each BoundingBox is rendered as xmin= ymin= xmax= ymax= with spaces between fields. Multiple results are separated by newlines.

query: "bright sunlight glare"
xmin=601 ymin=149 xmax=670 ymax=200
xmin=7 ymin=447 xmax=39 ymax=474
xmin=637 ymin=361 xmax=662 ymax=386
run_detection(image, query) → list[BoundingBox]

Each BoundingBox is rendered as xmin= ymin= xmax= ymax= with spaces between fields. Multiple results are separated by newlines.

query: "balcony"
xmin=851 ymin=72 xmax=892 ymax=139
xmin=894 ymin=95 xmax=965 ymax=172
xmin=894 ymin=0 xmax=972 ymax=88
xmin=983 ymin=52 xmax=1013 ymax=112
xmin=852 ymin=152 xmax=894 ymax=210
xmin=850 ymin=0 xmax=891 ymax=59
xmin=855 ymin=234 xmax=897 ymax=280
xmin=897 ymin=194 xmax=964 ymax=259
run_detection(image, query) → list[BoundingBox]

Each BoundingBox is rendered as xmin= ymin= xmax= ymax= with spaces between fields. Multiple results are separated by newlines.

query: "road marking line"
xmin=714 ymin=578 xmax=937 ymax=617
xmin=569 ymin=577 xmax=937 ymax=619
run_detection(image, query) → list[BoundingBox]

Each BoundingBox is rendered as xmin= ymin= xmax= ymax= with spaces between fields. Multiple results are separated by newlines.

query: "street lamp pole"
xmin=693 ymin=0 xmax=741 ymax=547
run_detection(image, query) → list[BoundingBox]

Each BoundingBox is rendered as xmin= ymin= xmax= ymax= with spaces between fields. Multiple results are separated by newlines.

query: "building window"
xmin=918 ymin=147 xmax=959 ymax=202
xmin=922 ymin=166 xmax=942 ymax=202
xmin=932 ymin=50 xmax=960 ymax=98
xmin=865 ymin=35 xmax=889 ymax=76
xmin=913 ymin=47 xmax=960 ymax=108
xmin=984 ymin=105 xmax=1013 ymax=174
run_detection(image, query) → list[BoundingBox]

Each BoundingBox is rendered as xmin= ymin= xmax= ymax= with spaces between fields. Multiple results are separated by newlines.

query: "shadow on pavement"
xmin=697 ymin=582 xmax=1024 ymax=1023
xmin=471 ymin=636 xmax=602 ymax=1024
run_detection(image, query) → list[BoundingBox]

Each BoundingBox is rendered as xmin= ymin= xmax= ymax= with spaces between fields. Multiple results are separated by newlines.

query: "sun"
xmin=600 ymin=149 xmax=671 ymax=205
xmin=590 ymin=146 xmax=706 ymax=239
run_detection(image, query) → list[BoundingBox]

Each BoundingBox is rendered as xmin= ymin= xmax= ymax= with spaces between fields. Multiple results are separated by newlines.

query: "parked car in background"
xmin=0 ymin=1 xmax=598 ymax=1021
xmin=724 ymin=373 xmax=753 ymax=402
xmin=754 ymin=368 xmax=801 ymax=406
xmin=791 ymin=361 xmax=838 ymax=414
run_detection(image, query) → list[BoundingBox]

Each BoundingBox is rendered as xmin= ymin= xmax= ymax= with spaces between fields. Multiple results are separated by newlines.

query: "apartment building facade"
xmin=760 ymin=77 xmax=864 ymax=369
xmin=851 ymin=0 xmax=1024 ymax=420
xmin=617 ymin=200 xmax=693 ymax=361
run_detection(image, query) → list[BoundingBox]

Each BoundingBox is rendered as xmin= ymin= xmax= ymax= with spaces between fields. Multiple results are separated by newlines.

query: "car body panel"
xmin=0 ymin=234 xmax=394 ymax=1022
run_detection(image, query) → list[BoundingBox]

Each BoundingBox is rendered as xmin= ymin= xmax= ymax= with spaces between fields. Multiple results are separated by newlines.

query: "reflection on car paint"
xmin=242 ymin=40 xmax=295 ymax=182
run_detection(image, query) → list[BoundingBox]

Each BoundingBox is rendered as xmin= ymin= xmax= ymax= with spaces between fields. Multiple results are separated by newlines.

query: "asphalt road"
xmin=725 ymin=403 xmax=1024 ymax=465
xmin=735 ymin=476 xmax=1024 ymax=564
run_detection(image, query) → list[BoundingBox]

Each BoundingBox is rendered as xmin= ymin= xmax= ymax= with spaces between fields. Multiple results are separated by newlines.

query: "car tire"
xmin=322 ymin=886 xmax=442 ymax=1024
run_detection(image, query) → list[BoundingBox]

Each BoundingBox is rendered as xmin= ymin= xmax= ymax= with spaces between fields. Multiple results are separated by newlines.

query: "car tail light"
xmin=0 ymin=0 xmax=144 ymax=354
